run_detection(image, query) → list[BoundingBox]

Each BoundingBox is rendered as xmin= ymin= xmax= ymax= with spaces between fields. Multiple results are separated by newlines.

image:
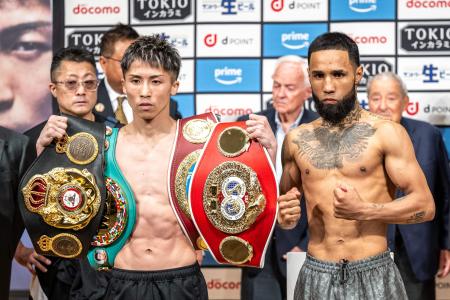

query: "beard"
xmin=312 ymin=87 xmax=357 ymax=125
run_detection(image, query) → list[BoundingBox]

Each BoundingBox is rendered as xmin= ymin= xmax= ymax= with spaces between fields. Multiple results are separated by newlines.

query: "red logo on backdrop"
xmin=205 ymin=106 xmax=253 ymax=118
xmin=72 ymin=4 xmax=120 ymax=15
xmin=351 ymin=35 xmax=388 ymax=44
xmin=406 ymin=101 xmax=419 ymax=115
xmin=271 ymin=0 xmax=284 ymax=11
xmin=204 ymin=34 xmax=217 ymax=47
xmin=406 ymin=0 xmax=450 ymax=8
xmin=207 ymin=279 xmax=241 ymax=290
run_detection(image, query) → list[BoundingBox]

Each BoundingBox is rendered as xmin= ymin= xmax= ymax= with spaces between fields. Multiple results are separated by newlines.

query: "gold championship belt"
xmin=189 ymin=122 xmax=278 ymax=267
xmin=18 ymin=115 xmax=106 ymax=258
xmin=168 ymin=113 xmax=218 ymax=250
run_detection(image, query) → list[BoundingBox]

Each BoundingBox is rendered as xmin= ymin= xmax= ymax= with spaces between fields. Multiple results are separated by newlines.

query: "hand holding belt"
xmin=189 ymin=122 xmax=278 ymax=267
xmin=168 ymin=112 xmax=218 ymax=250
xmin=19 ymin=114 xmax=106 ymax=259
xmin=87 ymin=127 xmax=136 ymax=270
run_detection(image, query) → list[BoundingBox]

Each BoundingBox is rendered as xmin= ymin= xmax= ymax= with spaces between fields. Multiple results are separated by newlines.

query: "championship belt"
xmin=18 ymin=115 xmax=106 ymax=259
xmin=168 ymin=112 xmax=218 ymax=250
xmin=87 ymin=127 xmax=136 ymax=270
xmin=189 ymin=122 xmax=278 ymax=267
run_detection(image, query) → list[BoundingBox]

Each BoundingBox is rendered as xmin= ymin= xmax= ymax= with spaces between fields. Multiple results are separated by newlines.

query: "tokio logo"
xmin=67 ymin=31 xmax=105 ymax=56
xmin=271 ymin=0 xmax=284 ymax=11
xmin=214 ymin=67 xmax=243 ymax=85
xmin=72 ymin=4 xmax=120 ymax=15
xmin=204 ymin=34 xmax=218 ymax=47
xmin=406 ymin=0 xmax=450 ymax=8
xmin=359 ymin=60 xmax=393 ymax=86
xmin=348 ymin=0 xmax=377 ymax=13
xmin=281 ymin=31 xmax=310 ymax=49
xmin=405 ymin=101 xmax=420 ymax=115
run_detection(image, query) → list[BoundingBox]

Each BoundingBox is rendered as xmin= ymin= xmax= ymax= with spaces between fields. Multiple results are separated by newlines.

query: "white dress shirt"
xmin=104 ymin=78 xmax=134 ymax=122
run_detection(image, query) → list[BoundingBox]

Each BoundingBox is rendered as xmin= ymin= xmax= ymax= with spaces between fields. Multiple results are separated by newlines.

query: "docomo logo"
xmin=214 ymin=67 xmax=243 ymax=85
xmin=204 ymin=34 xmax=217 ymax=47
xmin=207 ymin=279 xmax=241 ymax=290
xmin=406 ymin=0 xmax=450 ymax=8
xmin=349 ymin=0 xmax=377 ymax=13
xmin=281 ymin=31 xmax=310 ymax=49
xmin=271 ymin=0 xmax=284 ymax=11
xmin=349 ymin=34 xmax=388 ymax=44
xmin=72 ymin=4 xmax=120 ymax=15
xmin=204 ymin=106 xmax=253 ymax=117
xmin=405 ymin=101 xmax=420 ymax=115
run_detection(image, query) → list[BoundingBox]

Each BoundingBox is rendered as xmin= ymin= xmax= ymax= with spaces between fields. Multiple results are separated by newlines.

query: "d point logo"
xmin=204 ymin=34 xmax=217 ymax=47
xmin=271 ymin=0 xmax=284 ymax=12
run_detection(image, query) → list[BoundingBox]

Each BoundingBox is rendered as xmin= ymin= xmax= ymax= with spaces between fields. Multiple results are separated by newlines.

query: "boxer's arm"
xmin=36 ymin=115 xmax=68 ymax=156
xmin=335 ymin=121 xmax=435 ymax=224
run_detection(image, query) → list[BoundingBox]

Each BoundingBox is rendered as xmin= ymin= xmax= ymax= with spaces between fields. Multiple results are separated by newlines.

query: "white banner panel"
xmin=197 ymin=0 xmax=261 ymax=22
xmin=201 ymin=268 xmax=241 ymax=300
xmin=263 ymin=59 xmax=277 ymax=93
xmin=398 ymin=0 xmax=450 ymax=20
xmin=196 ymin=94 xmax=261 ymax=121
xmin=398 ymin=56 xmax=450 ymax=91
xmin=135 ymin=25 xmax=195 ymax=58
xmin=65 ymin=0 xmax=127 ymax=26
xmin=330 ymin=22 xmax=396 ymax=55
xmin=197 ymin=25 xmax=261 ymax=57
xmin=178 ymin=59 xmax=194 ymax=93
xmin=263 ymin=0 xmax=328 ymax=22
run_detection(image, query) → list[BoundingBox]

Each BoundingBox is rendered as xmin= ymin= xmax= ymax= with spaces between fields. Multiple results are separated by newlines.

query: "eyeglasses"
xmin=53 ymin=79 xmax=99 ymax=91
xmin=104 ymin=56 xmax=122 ymax=63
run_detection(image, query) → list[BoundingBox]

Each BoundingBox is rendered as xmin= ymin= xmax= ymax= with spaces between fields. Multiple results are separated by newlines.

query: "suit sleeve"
xmin=436 ymin=131 xmax=450 ymax=249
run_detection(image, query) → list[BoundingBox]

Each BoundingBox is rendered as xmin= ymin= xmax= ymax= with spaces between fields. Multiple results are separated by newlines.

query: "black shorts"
xmin=104 ymin=263 xmax=208 ymax=300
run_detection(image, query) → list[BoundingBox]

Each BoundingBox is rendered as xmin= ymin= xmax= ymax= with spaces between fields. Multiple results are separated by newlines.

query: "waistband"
xmin=304 ymin=251 xmax=393 ymax=273
xmin=111 ymin=263 xmax=201 ymax=281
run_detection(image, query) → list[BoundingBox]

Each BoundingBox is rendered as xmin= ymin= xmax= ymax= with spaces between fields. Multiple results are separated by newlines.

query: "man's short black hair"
xmin=100 ymin=23 xmax=139 ymax=57
xmin=50 ymin=47 xmax=96 ymax=81
xmin=121 ymin=35 xmax=181 ymax=82
xmin=308 ymin=32 xmax=360 ymax=68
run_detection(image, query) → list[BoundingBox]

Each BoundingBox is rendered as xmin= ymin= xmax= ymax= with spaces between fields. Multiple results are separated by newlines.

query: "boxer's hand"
xmin=245 ymin=114 xmax=277 ymax=165
xmin=333 ymin=182 xmax=365 ymax=220
xmin=437 ymin=249 xmax=450 ymax=278
xmin=15 ymin=242 xmax=51 ymax=275
xmin=278 ymin=187 xmax=301 ymax=229
xmin=36 ymin=115 xmax=68 ymax=156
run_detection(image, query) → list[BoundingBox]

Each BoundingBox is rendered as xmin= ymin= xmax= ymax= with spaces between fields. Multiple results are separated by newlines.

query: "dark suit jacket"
xmin=238 ymin=106 xmax=318 ymax=278
xmin=0 ymin=127 xmax=34 ymax=299
xmin=388 ymin=117 xmax=450 ymax=281
xmin=95 ymin=79 xmax=183 ymax=120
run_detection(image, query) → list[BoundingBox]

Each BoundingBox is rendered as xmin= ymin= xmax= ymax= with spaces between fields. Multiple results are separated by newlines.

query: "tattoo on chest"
xmin=293 ymin=123 xmax=376 ymax=169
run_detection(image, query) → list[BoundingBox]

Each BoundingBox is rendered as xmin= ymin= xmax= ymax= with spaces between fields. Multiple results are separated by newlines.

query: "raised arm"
xmin=278 ymin=132 xmax=302 ymax=229
xmin=334 ymin=121 xmax=435 ymax=224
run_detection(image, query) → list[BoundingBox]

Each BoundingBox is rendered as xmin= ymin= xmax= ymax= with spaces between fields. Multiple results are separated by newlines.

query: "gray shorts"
xmin=294 ymin=251 xmax=407 ymax=300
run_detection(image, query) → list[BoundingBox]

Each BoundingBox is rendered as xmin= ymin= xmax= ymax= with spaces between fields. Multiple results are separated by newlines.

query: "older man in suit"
xmin=0 ymin=127 xmax=33 ymax=299
xmin=367 ymin=71 xmax=450 ymax=300
xmin=238 ymin=55 xmax=318 ymax=300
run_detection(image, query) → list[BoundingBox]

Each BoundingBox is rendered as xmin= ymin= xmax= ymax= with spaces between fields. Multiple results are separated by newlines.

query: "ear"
xmin=354 ymin=65 xmax=364 ymax=85
xmin=121 ymin=78 xmax=126 ymax=95
xmin=49 ymin=82 xmax=57 ymax=98
xmin=98 ymin=56 xmax=107 ymax=71
xmin=402 ymin=95 xmax=410 ymax=111
xmin=304 ymin=86 xmax=312 ymax=98
xmin=170 ymin=80 xmax=180 ymax=96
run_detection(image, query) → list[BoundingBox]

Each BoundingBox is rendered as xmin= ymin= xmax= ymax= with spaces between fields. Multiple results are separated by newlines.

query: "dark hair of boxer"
xmin=50 ymin=47 xmax=96 ymax=81
xmin=308 ymin=32 xmax=360 ymax=68
xmin=121 ymin=35 xmax=181 ymax=82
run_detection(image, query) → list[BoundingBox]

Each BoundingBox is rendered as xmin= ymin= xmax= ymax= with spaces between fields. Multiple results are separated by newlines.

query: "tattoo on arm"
xmin=371 ymin=203 xmax=384 ymax=210
xmin=406 ymin=211 xmax=425 ymax=223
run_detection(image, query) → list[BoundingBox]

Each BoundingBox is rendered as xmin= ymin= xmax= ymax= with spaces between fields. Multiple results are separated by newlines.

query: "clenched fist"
xmin=36 ymin=115 xmax=68 ymax=155
xmin=277 ymin=187 xmax=301 ymax=229
xmin=333 ymin=182 xmax=365 ymax=220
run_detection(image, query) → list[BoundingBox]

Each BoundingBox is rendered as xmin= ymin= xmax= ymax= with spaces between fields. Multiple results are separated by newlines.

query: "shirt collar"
xmin=274 ymin=108 xmax=304 ymax=130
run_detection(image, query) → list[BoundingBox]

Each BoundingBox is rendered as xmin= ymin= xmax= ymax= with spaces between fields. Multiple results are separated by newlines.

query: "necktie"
xmin=115 ymin=96 xmax=128 ymax=125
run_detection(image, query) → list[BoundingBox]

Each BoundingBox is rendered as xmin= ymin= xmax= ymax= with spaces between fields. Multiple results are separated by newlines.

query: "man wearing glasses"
xmin=14 ymin=47 xmax=112 ymax=300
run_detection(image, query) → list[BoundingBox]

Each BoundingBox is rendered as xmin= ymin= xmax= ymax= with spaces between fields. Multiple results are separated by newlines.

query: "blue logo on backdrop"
xmin=172 ymin=94 xmax=195 ymax=118
xmin=196 ymin=60 xmax=260 ymax=92
xmin=330 ymin=0 xmax=395 ymax=20
xmin=263 ymin=24 xmax=327 ymax=57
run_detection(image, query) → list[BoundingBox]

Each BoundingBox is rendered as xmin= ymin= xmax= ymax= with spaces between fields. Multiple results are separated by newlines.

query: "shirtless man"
xmin=277 ymin=32 xmax=435 ymax=299
xmin=103 ymin=35 xmax=276 ymax=299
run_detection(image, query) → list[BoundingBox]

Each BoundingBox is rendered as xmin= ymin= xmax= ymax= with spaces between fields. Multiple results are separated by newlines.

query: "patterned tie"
xmin=115 ymin=96 xmax=128 ymax=125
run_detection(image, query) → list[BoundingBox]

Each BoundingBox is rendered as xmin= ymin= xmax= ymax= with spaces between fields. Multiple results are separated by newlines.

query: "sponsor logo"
xmin=214 ymin=67 xmax=243 ymax=85
xmin=406 ymin=101 xmax=420 ymax=115
xmin=349 ymin=34 xmax=388 ymax=44
xmin=271 ymin=0 xmax=284 ymax=11
xmin=359 ymin=60 xmax=393 ymax=86
xmin=281 ymin=31 xmax=310 ymax=49
xmin=348 ymin=0 xmax=377 ymax=13
xmin=72 ymin=4 xmax=120 ymax=15
xmin=401 ymin=24 xmax=450 ymax=51
xmin=424 ymin=104 xmax=450 ymax=113
xmin=67 ymin=31 xmax=105 ymax=56
xmin=204 ymin=34 xmax=217 ymax=47
xmin=200 ymin=0 xmax=256 ymax=14
xmin=406 ymin=0 xmax=450 ymax=8
xmin=133 ymin=0 xmax=191 ymax=21
xmin=204 ymin=106 xmax=253 ymax=117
